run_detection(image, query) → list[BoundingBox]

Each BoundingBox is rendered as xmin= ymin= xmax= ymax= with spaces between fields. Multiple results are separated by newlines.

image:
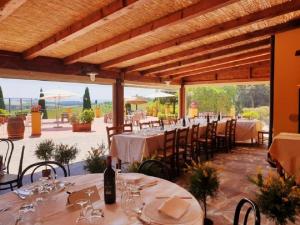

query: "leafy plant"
xmin=187 ymin=161 xmax=220 ymax=222
xmin=83 ymin=87 xmax=92 ymax=110
xmin=84 ymin=146 xmax=106 ymax=173
xmin=80 ymin=109 xmax=95 ymax=123
xmin=35 ymin=139 xmax=55 ymax=161
xmin=70 ymin=113 xmax=79 ymax=124
xmin=249 ymin=171 xmax=300 ymax=225
xmin=54 ymin=143 xmax=79 ymax=176
xmin=0 ymin=109 xmax=9 ymax=116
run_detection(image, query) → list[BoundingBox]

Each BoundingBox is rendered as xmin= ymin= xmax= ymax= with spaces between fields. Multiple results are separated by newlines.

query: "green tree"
xmin=38 ymin=88 xmax=48 ymax=119
xmin=83 ymin=87 xmax=92 ymax=110
xmin=0 ymin=86 xmax=5 ymax=110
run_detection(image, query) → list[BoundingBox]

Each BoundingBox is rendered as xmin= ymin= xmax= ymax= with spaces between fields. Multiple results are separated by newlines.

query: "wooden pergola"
xmin=0 ymin=0 xmax=300 ymax=127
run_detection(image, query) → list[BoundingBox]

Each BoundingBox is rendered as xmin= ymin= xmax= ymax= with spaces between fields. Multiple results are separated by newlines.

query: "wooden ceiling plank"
xmin=23 ymin=0 xmax=140 ymax=59
xmin=125 ymin=19 xmax=300 ymax=72
xmin=171 ymin=54 xmax=270 ymax=80
xmin=64 ymin=0 xmax=238 ymax=64
xmin=0 ymin=0 xmax=27 ymax=22
xmin=142 ymin=38 xmax=270 ymax=75
xmin=101 ymin=0 xmax=300 ymax=69
xmin=159 ymin=48 xmax=270 ymax=77
xmin=184 ymin=77 xmax=269 ymax=85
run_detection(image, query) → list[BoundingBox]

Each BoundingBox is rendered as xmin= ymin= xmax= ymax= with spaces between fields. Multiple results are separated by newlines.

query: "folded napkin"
xmin=158 ymin=195 xmax=190 ymax=219
xmin=14 ymin=189 xmax=32 ymax=196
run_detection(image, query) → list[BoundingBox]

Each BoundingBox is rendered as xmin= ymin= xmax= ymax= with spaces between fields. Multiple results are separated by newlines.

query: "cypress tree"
xmin=38 ymin=88 xmax=48 ymax=119
xmin=83 ymin=87 xmax=92 ymax=110
xmin=0 ymin=86 xmax=5 ymax=110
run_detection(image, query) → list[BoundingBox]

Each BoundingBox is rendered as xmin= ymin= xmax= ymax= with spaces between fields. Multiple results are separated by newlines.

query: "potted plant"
xmin=84 ymin=146 xmax=106 ymax=173
xmin=54 ymin=143 xmax=79 ymax=176
xmin=7 ymin=113 xmax=25 ymax=140
xmin=35 ymin=139 xmax=55 ymax=177
xmin=71 ymin=109 xmax=95 ymax=132
xmin=187 ymin=161 xmax=220 ymax=225
xmin=249 ymin=170 xmax=300 ymax=225
xmin=0 ymin=109 xmax=9 ymax=124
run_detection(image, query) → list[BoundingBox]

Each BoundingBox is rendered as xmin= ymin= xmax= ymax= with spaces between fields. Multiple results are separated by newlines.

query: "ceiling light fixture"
xmin=87 ymin=72 xmax=98 ymax=82
xmin=164 ymin=80 xmax=171 ymax=86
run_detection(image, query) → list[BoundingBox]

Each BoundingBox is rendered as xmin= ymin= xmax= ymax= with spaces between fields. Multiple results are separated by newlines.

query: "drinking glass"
xmin=85 ymin=189 xmax=95 ymax=211
xmin=76 ymin=199 xmax=88 ymax=223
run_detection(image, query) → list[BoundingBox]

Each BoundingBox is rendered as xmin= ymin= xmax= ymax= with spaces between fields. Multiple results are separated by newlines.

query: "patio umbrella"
xmin=42 ymin=89 xmax=78 ymax=128
xmin=125 ymin=95 xmax=147 ymax=110
xmin=146 ymin=91 xmax=174 ymax=98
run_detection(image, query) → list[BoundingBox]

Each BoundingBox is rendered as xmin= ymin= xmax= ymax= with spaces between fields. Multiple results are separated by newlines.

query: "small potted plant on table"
xmin=35 ymin=139 xmax=55 ymax=177
xmin=54 ymin=143 xmax=79 ymax=176
xmin=249 ymin=171 xmax=300 ymax=225
xmin=187 ymin=161 xmax=220 ymax=225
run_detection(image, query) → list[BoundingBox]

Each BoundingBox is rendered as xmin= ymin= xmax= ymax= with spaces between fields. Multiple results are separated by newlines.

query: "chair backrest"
xmin=161 ymin=119 xmax=171 ymax=126
xmin=204 ymin=123 xmax=213 ymax=140
xmin=190 ymin=124 xmax=199 ymax=143
xmin=211 ymin=121 xmax=218 ymax=139
xmin=138 ymin=159 xmax=171 ymax=180
xmin=139 ymin=122 xmax=151 ymax=130
xmin=233 ymin=198 xmax=261 ymax=225
xmin=162 ymin=129 xmax=176 ymax=158
xmin=0 ymin=138 xmax=14 ymax=173
xmin=224 ymin=120 xmax=231 ymax=137
xmin=123 ymin=123 xmax=133 ymax=132
xmin=18 ymin=161 xmax=67 ymax=187
xmin=106 ymin=126 xmax=122 ymax=148
xmin=151 ymin=120 xmax=161 ymax=128
xmin=230 ymin=119 xmax=237 ymax=138
xmin=176 ymin=127 xmax=189 ymax=150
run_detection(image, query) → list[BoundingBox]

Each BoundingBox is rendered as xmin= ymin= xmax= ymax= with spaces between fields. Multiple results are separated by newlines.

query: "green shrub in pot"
xmin=35 ymin=139 xmax=55 ymax=177
xmin=54 ymin=143 xmax=79 ymax=176
xmin=80 ymin=109 xmax=95 ymax=124
xmin=84 ymin=146 xmax=106 ymax=173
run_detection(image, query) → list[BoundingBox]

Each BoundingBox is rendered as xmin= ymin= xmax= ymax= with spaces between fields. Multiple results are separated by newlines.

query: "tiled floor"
xmin=176 ymin=145 xmax=300 ymax=225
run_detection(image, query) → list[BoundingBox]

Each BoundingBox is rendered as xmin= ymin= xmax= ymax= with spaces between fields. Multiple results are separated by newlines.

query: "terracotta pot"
xmin=42 ymin=169 xmax=51 ymax=178
xmin=7 ymin=116 xmax=25 ymax=140
xmin=72 ymin=123 xmax=91 ymax=132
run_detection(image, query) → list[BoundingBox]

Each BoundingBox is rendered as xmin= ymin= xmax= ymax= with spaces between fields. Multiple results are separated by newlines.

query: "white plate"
xmin=143 ymin=199 xmax=198 ymax=225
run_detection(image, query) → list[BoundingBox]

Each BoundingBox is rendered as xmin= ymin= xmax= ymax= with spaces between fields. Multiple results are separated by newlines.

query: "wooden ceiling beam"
xmin=23 ymin=0 xmax=140 ymax=59
xmin=125 ymin=19 xmax=300 ymax=72
xmin=183 ymin=61 xmax=270 ymax=85
xmin=184 ymin=77 xmax=269 ymax=85
xmin=103 ymin=0 xmax=300 ymax=69
xmin=0 ymin=0 xmax=27 ymax=22
xmin=171 ymin=54 xmax=270 ymax=80
xmin=64 ymin=0 xmax=238 ymax=64
xmin=159 ymin=48 xmax=270 ymax=77
xmin=142 ymin=38 xmax=270 ymax=75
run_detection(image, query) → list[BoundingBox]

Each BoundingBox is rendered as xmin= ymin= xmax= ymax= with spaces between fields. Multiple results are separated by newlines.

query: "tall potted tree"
xmin=38 ymin=88 xmax=48 ymax=119
xmin=83 ymin=87 xmax=92 ymax=110
xmin=54 ymin=143 xmax=79 ymax=176
xmin=187 ymin=162 xmax=220 ymax=225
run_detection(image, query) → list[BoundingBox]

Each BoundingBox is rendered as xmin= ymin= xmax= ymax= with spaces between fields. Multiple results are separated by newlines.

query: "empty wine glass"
xmin=85 ymin=189 xmax=95 ymax=210
xmin=75 ymin=199 xmax=88 ymax=223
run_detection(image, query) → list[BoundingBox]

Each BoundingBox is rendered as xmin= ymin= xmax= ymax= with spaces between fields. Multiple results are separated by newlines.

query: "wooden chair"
xmin=175 ymin=127 xmax=189 ymax=174
xmin=233 ymin=198 xmax=260 ymax=225
xmin=106 ymin=126 xmax=122 ymax=148
xmin=139 ymin=121 xmax=151 ymax=130
xmin=151 ymin=120 xmax=161 ymax=128
xmin=122 ymin=123 xmax=133 ymax=132
xmin=186 ymin=124 xmax=199 ymax=163
xmin=0 ymin=145 xmax=24 ymax=191
xmin=230 ymin=119 xmax=237 ymax=149
xmin=18 ymin=161 xmax=67 ymax=188
xmin=216 ymin=120 xmax=231 ymax=152
xmin=156 ymin=129 xmax=177 ymax=175
xmin=138 ymin=159 xmax=171 ymax=181
xmin=197 ymin=121 xmax=218 ymax=160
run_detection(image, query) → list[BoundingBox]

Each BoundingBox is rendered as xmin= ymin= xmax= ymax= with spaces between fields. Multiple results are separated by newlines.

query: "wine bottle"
xmin=104 ymin=156 xmax=116 ymax=204
xmin=182 ymin=117 xmax=186 ymax=127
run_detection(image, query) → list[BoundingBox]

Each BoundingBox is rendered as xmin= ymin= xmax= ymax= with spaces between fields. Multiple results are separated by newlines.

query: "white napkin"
xmin=158 ymin=195 xmax=190 ymax=219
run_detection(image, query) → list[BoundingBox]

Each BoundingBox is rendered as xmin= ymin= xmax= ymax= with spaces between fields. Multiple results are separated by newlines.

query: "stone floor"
xmin=175 ymin=145 xmax=300 ymax=225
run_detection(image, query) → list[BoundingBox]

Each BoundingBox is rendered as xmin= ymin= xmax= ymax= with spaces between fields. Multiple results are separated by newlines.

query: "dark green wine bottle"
xmin=104 ymin=156 xmax=116 ymax=204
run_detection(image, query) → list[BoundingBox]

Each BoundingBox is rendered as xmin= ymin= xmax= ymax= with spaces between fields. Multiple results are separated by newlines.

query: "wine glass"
xmin=75 ymin=199 xmax=88 ymax=223
xmin=85 ymin=189 xmax=95 ymax=210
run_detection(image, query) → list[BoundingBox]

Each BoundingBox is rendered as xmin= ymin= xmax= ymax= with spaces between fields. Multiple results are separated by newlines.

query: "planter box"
xmin=72 ymin=123 xmax=91 ymax=132
xmin=7 ymin=116 xmax=25 ymax=140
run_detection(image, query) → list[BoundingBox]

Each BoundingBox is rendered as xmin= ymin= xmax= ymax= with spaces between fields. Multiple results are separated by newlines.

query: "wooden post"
xmin=268 ymin=35 xmax=275 ymax=148
xmin=112 ymin=75 xmax=124 ymax=127
xmin=179 ymin=83 xmax=186 ymax=118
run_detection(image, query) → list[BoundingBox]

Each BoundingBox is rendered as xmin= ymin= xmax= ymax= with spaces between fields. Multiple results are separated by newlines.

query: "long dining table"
xmin=0 ymin=173 xmax=204 ymax=225
xmin=110 ymin=120 xmax=262 ymax=164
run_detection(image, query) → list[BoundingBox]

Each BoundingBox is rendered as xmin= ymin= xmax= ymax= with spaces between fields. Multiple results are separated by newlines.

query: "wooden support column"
xmin=112 ymin=75 xmax=124 ymax=127
xmin=268 ymin=35 xmax=275 ymax=148
xmin=179 ymin=83 xmax=186 ymax=118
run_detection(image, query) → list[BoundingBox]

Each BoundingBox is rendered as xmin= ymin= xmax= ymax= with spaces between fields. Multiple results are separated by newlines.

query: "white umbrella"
xmin=41 ymin=89 xmax=78 ymax=128
xmin=146 ymin=91 xmax=174 ymax=98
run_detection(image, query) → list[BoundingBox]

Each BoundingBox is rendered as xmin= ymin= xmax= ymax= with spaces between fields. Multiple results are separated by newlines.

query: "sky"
xmin=0 ymin=78 xmax=164 ymax=102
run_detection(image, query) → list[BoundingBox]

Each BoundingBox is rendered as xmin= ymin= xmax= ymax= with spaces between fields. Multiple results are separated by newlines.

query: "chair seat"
xmin=0 ymin=173 xmax=18 ymax=185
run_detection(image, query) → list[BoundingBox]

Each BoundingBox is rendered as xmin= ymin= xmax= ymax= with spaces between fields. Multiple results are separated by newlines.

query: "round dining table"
xmin=0 ymin=173 xmax=204 ymax=225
